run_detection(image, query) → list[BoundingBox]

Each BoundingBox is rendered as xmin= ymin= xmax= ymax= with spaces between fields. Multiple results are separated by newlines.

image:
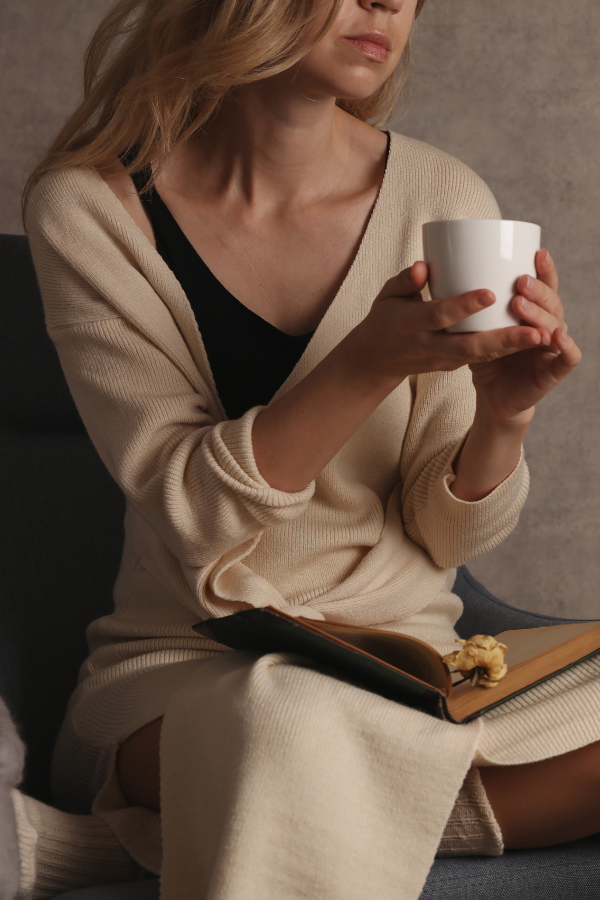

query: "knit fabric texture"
xmin=25 ymin=132 xmax=529 ymax=773
xmin=12 ymin=791 xmax=143 ymax=899
xmin=25 ymin=130 xmax=598 ymax=900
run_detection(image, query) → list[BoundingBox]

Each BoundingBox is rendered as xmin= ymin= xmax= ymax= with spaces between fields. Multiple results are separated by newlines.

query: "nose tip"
xmin=360 ymin=0 xmax=404 ymax=13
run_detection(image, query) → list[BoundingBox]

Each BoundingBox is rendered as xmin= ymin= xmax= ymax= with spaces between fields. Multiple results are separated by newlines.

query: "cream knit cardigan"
xmin=26 ymin=131 xmax=600 ymax=899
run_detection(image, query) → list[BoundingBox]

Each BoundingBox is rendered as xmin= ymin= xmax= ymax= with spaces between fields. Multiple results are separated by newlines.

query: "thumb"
xmin=378 ymin=261 xmax=429 ymax=301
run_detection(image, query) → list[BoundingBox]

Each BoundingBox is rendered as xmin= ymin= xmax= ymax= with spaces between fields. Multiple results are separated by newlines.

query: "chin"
xmin=298 ymin=41 xmax=399 ymax=103
xmin=306 ymin=72 xmax=390 ymax=103
xmin=335 ymin=84 xmax=384 ymax=102
xmin=301 ymin=59 xmax=395 ymax=104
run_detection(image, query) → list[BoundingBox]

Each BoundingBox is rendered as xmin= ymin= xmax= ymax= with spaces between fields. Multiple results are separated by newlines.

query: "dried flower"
xmin=443 ymin=635 xmax=508 ymax=689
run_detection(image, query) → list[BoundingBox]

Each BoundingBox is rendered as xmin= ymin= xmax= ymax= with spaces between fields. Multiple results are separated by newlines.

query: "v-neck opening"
xmin=134 ymin=130 xmax=391 ymax=342
xmin=126 ymin=130 xmax=393 ymax=419
xmin=266 ymin=129 xmax=394 ymax=405
xmin=145 ymin=185 xmax=318 ymax=341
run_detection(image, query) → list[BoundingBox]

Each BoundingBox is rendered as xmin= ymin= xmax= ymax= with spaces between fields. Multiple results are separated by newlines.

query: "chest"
xmin=154 ymin=186 xmax=381 ymax=336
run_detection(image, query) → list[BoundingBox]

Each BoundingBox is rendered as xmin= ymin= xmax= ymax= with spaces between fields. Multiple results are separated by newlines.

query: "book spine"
xmin=440 ymin=696 xmax=462 ymax=724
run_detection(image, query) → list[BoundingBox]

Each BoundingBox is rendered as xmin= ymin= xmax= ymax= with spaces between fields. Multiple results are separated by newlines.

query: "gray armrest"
xmin=453 ymin=566 xmax=593 ymax=638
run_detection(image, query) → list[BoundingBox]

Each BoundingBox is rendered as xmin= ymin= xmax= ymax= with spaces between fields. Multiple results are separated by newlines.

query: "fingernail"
xmin=525 ymin=275 xmax=534 ymax=291
xmin=542 ymin=249 xmax=551 ymax=264
xmin=479 ymin=291 xmax=494 ymax=307
xmin=519 ymin=296 xmax=531 ymax=309
xmin=557 ymin=328 xmax=565 ymax=340
xmin=524 ymin=333 xmax=539 ymax=346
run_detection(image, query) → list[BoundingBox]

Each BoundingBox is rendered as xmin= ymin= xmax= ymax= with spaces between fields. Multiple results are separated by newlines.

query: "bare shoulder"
xmin=103 ymin=160 xmax=156 ymax=248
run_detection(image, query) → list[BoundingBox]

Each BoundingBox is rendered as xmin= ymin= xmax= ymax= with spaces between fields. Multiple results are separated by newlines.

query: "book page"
xmin=497 ymin=622 xmax=600 ymax=667
xmin=448 ymin=621 xmax=600 ymax=721
xmin=303 ymin=620 xmax=449 ymax=693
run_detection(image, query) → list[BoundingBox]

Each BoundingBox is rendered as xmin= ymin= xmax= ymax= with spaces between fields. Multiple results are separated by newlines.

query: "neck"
xmin=173 ymin=71 xmax=355 ymax=208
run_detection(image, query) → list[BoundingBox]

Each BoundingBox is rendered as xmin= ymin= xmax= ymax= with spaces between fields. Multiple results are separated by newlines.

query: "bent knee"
xmin=117 ymin=717 xmax=162 ymax=810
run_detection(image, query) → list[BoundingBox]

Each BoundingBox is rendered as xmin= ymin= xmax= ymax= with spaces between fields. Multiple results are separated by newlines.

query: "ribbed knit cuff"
xmin=12 ymin=789 xmax=37 ymax=898
xmin=436 ymin=766 xmax=504 ymax=858
xmin=209 ymin=405 xmax=316 ymax=523
xmin=414 ymin=444 xmax=529 ymax=569
xmin=11 ymin=790 xmax=145 ymax=900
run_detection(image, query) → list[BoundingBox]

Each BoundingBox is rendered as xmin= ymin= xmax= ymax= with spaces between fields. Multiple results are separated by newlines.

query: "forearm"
xmin=252 ymin=254 xmax=550 ymax=495
xmin=252 ymin=330 xmax=401 ymax=492
xmin=450 ymin=405 xmax=534 ymax=502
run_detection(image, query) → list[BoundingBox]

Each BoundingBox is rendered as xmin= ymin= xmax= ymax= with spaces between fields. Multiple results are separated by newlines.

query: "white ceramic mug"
xmin=422 ymin=219 xmax=541 ymax=332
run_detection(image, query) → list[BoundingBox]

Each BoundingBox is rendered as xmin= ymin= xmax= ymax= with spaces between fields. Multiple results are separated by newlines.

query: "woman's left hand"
xmin=468 ymin=249 xmax=582 ymax=424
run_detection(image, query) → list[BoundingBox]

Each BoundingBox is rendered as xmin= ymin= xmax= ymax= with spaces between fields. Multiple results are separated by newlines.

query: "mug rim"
xmin=422 ymin=218 xmax=540 ymax=229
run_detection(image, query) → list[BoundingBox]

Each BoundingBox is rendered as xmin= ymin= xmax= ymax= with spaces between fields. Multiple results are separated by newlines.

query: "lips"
xmin=342 ymin=32 xmax=392 ymax=62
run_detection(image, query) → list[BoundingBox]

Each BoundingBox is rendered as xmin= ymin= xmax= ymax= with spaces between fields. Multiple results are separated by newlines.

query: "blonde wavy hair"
xmin=24 ymin=0 xmax=427 ymax=209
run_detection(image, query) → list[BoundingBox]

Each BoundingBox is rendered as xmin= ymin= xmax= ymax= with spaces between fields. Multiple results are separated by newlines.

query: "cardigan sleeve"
xmin=396 ymin=141 xmax=529 ymax=567
xmin=399 ymin=366 xmax=529 ymax=569
xmin=25 ymin=178 xmax=315 ymax=575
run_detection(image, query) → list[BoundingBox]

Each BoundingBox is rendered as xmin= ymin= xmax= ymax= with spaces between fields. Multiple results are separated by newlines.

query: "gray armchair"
xmin=2 ymin=234 xmax=599 ymax=899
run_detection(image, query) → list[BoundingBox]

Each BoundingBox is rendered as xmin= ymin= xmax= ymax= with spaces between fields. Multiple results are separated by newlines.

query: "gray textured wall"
xmin=396 ymin=1 xmax=600 ymax=617
xmin=0 ymin=0 xmax=111 ymax=233
xmin=2 ymin=1 xmax=598 ymax=616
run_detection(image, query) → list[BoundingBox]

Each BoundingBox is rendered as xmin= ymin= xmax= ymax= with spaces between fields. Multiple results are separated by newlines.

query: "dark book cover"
xmin=193 ymin=606 xmax=450 ymax=719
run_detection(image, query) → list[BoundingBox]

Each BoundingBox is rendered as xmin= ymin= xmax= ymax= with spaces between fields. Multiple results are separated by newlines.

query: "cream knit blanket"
xmin=159 ymin=652 xmax=483 ymax=900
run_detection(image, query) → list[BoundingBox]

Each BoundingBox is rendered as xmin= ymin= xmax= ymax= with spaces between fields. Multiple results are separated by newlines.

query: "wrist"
xmin=451 ymin=405 xmax=530 ymax=502
xmin=340 ymin=322 xmax=406 ymax=396
xmin=474 ymin=402 xmax=535 ymax=432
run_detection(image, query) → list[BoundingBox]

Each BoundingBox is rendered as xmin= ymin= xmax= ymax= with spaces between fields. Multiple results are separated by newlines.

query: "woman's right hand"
xmin=349 ymin=261 xmax=548 ymax=386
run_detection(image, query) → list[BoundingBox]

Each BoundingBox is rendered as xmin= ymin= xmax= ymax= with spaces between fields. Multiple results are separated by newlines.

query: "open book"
xmin=193 ymin=607 xmax=600 ymax=723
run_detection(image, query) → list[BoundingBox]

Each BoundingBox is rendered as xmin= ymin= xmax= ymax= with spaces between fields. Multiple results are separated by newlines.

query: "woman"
xmin=13 ymin=0 xmax=597 ymax=897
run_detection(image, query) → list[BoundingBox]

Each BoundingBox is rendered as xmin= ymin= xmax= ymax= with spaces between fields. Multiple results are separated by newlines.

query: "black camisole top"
xmin=130 ymin=132 xmax=389 ymax=420
xmin=130 ymin=169 xmax=315 ymax=420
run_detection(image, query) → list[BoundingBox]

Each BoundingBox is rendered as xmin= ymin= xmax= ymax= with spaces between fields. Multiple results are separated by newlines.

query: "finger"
xmin=546 ymin=328 xmax=583 ymax=381
xmin=512 ymin=293 xmax=564 ymax=338
xmin=411 ymin=260 xmax=429 ymax=288
xmin=534 ymin=249 xmax=559 ymax=293
xmin=405 ymin=288 xmax=496 ymax=333
xmin=378 ymin=261 xmax=429 ymax=300
xmin=428 ymin=324 xmax=543 ymax=363
xmin=514 ymin=273 xmax=565 ymax=328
